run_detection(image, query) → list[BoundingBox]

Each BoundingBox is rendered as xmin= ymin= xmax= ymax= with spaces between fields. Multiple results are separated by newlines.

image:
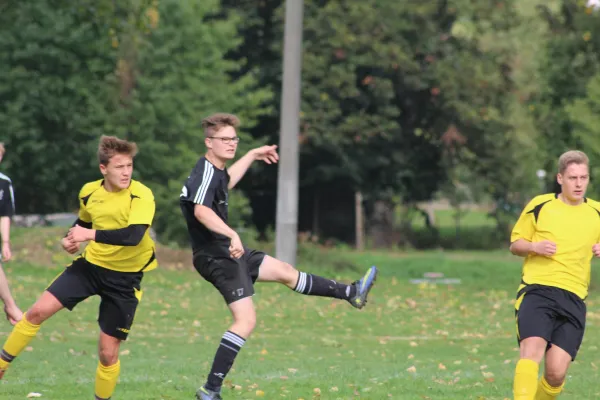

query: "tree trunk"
xmin=312 ymin=191 xmax=319 ymax=237
xmin=369 ymin=199 xmax=395 ymax=248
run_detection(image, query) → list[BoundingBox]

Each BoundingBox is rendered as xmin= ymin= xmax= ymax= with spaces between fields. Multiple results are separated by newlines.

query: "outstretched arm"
xmin=227 ymin=145 xmax=279 ymax=190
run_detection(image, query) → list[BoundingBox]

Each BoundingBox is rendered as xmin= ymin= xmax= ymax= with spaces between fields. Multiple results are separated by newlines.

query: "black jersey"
xmin=180 ymin=157 xmax=230 ymax=255
xmin=0 ymin=173 xmax=15 ymax=217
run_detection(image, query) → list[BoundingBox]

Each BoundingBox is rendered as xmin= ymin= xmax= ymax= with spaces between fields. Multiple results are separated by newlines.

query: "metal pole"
xmin=275 ymin=0 xmax=304 ymax=265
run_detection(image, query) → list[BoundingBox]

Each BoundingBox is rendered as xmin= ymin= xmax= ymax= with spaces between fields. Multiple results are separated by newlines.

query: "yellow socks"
xmin=95 ymin=360 xmax=121 ymax=399
xmin=534 ymin=376 xmax=564 ymax=399
xmin=0 ymin=314 xmax=41 ymax=370
xmin=514 ymin=358 xmax=539 ymax=400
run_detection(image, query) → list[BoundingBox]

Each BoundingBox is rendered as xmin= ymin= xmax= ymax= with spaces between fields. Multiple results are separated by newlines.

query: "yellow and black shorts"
xmin=47 ymin=257 xmax=144 ymax=340
xmin=515 ymin=283 xmax=586 ymax=360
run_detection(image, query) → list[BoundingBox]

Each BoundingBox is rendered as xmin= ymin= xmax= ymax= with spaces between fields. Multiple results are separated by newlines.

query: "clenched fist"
xmin=532 ymin=240 xmax=557 ymax=257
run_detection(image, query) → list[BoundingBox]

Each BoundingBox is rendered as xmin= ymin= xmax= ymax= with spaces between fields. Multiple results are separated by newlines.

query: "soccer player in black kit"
xmin=0 ymin=142 xmax=22 ymax=326
xmin=180 ymin=113 xmax=378 ymax=400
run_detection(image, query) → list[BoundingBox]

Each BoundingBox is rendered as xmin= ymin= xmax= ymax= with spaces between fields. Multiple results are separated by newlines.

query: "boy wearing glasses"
xmin=180 ymin=113 xmax=378 ymax=400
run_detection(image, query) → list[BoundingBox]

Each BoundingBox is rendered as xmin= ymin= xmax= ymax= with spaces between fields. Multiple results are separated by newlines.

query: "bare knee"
xmin=26 ymin=292 xmax=64 ymax=325
xmin=519 ymin=337 xmax=547 ymax=363
xmin=229 ymin=299 xmax=257 ymax=338
xmin=26 ymin=305 xmax=53 ymax=325
xmin=545 ymin=370 xmax=566 ymax=387
xmin=99 ymin=350 xmax=119 ymax=366
xmin=265 ymin=260 xmax=298 ymax=286
xmin=543 ymin=345 xmax=571 ymax=387
xmin=256 ymin=256 xmax=299 ymax=287
xmin=232 ymin=310 xmax=256 ymax=338
xmin=280 ymin=263 xmax=298 ymax=287
xmin=98 ymin=343 xmax=120 ymax=366
xmin=98 ymin=331 xmax=122 ymax=366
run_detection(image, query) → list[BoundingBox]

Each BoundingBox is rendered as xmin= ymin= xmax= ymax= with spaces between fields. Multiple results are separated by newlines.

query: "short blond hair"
xmin=97 ymin=135 xmax=138 ymax=165
xmin=201 ymin=113 xmax=240 ymax=138
xmin=558 ymin=150 xmax=589 ymax=174
xmin=0 ymin=143 xmax=5 ymax=157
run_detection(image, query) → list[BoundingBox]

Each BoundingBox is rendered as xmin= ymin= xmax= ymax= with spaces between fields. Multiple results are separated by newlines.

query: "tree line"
xmin=0 ymin=0 xmax=599 ymax=248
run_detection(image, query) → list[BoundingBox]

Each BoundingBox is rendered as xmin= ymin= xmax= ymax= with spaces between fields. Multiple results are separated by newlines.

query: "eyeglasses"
xmin=209 ymin=136 xmax=240 ymax=144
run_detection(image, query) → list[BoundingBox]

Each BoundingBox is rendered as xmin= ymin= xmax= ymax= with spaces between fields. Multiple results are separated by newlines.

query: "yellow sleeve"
xmin=510 ymin=196 xmax=552 ymax=243
xmin=78 ymin=201 xmax=92 ymax=223
xmin=510 ymin=207 xmax=536 ymax=243
xmin=78 ymin=183 xmax=97 ymax=223
xmin=128 ymin=186 xmax=155 ymax=225
xmin=587 ymin=198 xmax=600 ymax=242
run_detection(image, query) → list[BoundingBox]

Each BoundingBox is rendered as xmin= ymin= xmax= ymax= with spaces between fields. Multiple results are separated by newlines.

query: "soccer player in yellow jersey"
xmin=510 ymin=150 xmax=600 ymax=400
xmin=0 ymin=136 xmax=157 ymax=400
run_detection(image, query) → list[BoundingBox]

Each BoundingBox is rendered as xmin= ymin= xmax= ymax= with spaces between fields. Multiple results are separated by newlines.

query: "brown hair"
xmin=97 ymin=135 xmax=138 ymax=165
xmin=558 ymin=150 xmax=589 ymax=174
xmin=201 ymin=113 xmax=240 ymax=138
xmin=0 ymin=143 xmax=5 ymax=157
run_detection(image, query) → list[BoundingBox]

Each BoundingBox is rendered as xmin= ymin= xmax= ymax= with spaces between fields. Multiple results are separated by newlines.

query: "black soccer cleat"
xmin=196 ymin=386 xmax=223 ymax=400
xmin=348 ymin=266 xmax=378 ymax=309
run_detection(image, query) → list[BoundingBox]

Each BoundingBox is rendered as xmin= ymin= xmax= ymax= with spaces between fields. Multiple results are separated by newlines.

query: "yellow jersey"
xmin=511 ymin=193 xmax=600 ymax=299
xmin=78 ymin=179 xmax=157 ymax=273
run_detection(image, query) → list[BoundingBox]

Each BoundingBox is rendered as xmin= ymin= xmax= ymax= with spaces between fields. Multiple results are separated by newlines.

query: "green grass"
xmin=407 ymin=209 xmax=514 ymax=250
xmin=2 ymin=248 xmax=600 ymax=399
xmin=411 ymin=209 xmax=496 ymax=230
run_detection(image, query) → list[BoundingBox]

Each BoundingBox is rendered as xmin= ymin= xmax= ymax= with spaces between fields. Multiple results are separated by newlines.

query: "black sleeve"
xmin=64 ymin=218 xmax=93 ymax=237
xmin=94 ymin=224 xmax=148 ymax=246
xmin=180 ymin=159 xmax=217 ymax=206
xmin=74 ymin=218 xmax=93 ymax=229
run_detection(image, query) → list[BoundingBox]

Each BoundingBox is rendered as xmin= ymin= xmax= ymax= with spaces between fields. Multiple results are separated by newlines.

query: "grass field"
xmin=2 ymin=237 xmax=600 ymax=399
xmin=411 ymin=209 xmax=496 ymax=229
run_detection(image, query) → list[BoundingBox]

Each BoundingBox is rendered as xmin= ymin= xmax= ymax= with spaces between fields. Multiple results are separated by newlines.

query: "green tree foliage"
xmin=103 ymin=0 xmax=271 ymax=245
xmin=567 ymin=73 xmax=600 ymax=190
xmin=531 ymin=1 xmax=600 ymax=192
xmin=0 ymin=2 xmax=117 ymax=211
xmin=6 ymin=0 xmax=600 ymax=248
xmin=225 ymin=1 xmax=522 ymax=201
xmin=0 ymin=0 xmax=269 ymax=246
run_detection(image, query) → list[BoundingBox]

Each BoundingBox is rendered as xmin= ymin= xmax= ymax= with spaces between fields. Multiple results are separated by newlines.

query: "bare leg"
xmin=95 ymin=331 xmax=122 ymax=400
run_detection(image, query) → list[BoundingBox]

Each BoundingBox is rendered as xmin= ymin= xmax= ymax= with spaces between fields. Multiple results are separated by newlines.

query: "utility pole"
xmin=275 ymin=0 xmax=304 ymax=265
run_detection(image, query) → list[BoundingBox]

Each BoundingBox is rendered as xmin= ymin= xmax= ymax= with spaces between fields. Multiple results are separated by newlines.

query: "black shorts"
xmin=515 ymin=283 xmax=586 ymax=360
xmin=193 ymin=247 xmax=266 ymax=304
xmin=46 ymin=257 xmax=144 ymax=340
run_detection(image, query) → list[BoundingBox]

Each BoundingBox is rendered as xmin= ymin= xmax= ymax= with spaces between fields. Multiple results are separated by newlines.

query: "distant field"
xmin=408 ymin=209 xmax=508 ymax=250
xmin=411 ymin=209 xmax=496 ymax=229
xmin=1 ymin=232 xmax=600 ymax=399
